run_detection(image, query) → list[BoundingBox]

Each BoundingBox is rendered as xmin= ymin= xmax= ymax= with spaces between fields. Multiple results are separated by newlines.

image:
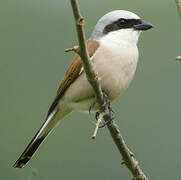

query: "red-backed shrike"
xmin=13 ymin=10 xmax=152 ymax=168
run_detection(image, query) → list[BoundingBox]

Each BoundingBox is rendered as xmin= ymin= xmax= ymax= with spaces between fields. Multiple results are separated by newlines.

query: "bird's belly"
xmin=94 ymin=45 xmax=138 ymax=101
xmin=97 ymin=61 xmax=136 ymax=101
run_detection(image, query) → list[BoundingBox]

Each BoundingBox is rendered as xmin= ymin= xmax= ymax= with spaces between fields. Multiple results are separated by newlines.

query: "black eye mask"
xmin=103 ymin=18 xmax=142 ymax=34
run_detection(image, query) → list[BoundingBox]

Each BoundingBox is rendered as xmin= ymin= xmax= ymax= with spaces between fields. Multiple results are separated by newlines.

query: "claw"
xmin=95 ymin=111 xmax=100 ymax=120
xmin=98 ymin=122 xmax=107 ymax=128
xmin=98 ymin=116 xmax=114 ymax=128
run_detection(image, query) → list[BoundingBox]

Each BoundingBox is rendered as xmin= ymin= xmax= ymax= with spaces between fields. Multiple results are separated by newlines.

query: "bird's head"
xmin=91 ymin=10 xmax=153 ymax=45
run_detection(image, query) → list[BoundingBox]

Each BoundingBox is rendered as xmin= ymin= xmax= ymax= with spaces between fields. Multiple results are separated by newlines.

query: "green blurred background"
xmin=0 ymin=0 xmax=181 ymax=179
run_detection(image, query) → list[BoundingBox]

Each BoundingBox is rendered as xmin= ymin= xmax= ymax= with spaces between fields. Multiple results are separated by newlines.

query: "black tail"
xmin=13 ymin=134 xmax=46 ymax=168
xmin=13 ymin=108 xmax=70 ymax=168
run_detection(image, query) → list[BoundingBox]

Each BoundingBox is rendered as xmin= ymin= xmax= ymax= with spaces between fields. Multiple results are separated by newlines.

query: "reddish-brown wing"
xmin=47 ymin=40 xmax=100 ymax=117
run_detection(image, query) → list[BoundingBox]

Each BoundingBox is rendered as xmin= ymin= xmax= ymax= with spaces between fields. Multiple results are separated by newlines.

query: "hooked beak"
xmin=133 ymin=20 xmax=153 ymax=31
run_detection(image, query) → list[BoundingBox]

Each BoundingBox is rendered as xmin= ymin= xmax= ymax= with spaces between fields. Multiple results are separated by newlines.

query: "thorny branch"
xmin=69 ymin=0 xmax=149 ymax=179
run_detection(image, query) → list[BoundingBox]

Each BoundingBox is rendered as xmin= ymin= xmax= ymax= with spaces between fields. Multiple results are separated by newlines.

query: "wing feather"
xmin=47 ymin=40 xmax=99 ymax=117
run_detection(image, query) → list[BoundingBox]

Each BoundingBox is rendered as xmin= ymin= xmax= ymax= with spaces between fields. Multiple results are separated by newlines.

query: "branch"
xmin=70 ymin=0 xmax=149 ymax=179
xmin=176 ymin=0 xmax=181 ymax=17
xmin=91 ymin=113 xmax=103 ymax=139
xmin=64 ymin=45 xmax=79 ymax=53
xmin=70 ymin=0 xmax=104 ymax=107
xmin=176 ymin=0 xmax=181 ymax=60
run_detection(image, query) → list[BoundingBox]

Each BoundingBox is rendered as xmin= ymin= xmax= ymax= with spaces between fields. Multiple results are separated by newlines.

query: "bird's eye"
xmin=118 ymin=18 xmax=127 ymax=25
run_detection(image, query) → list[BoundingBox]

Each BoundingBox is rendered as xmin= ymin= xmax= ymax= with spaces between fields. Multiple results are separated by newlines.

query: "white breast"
xmin=64 ymin=29 xmax=140 ymax=112
xmin=93 ymin=30 xmax=139 ymax=100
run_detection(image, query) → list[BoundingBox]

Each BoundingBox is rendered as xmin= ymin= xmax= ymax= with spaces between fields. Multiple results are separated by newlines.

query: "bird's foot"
xmin=95 ymin=91 xmax=115 ymax=128
xmin=97 ymin=109 xmax=114 ymax=128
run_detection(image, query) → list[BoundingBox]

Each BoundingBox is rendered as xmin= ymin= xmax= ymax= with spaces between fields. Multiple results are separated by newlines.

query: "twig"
xmin=176 ymin=0 xmax=181 ymax=17
xmin=64 ymin=45 xmax=79 ymax=53
xmin=175 ymin=0 xmax=181 ymax=59
xmin=70 ymin=0 xmax=149 ymax=179
xmin=92 ymin=114 xmax=103 ymax=139
xmin=176 ymin=56 xmax=181 ymax=60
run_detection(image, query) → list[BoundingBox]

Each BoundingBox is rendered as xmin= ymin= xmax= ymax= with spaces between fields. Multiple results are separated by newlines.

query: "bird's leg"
xmin=89 ymin=91 xmax=115 ymax=128
xmin=95 ymin=91 xmax=115 ymax=128
xmin=98 ymin=107 xmax=114 ymax=128
xmin=90 ymin=91 xmax=114 ymax=140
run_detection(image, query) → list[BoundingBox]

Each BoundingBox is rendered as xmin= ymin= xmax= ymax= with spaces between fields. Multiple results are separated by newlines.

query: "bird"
xmin=13 ymin=10 xmax=152 ymax=168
